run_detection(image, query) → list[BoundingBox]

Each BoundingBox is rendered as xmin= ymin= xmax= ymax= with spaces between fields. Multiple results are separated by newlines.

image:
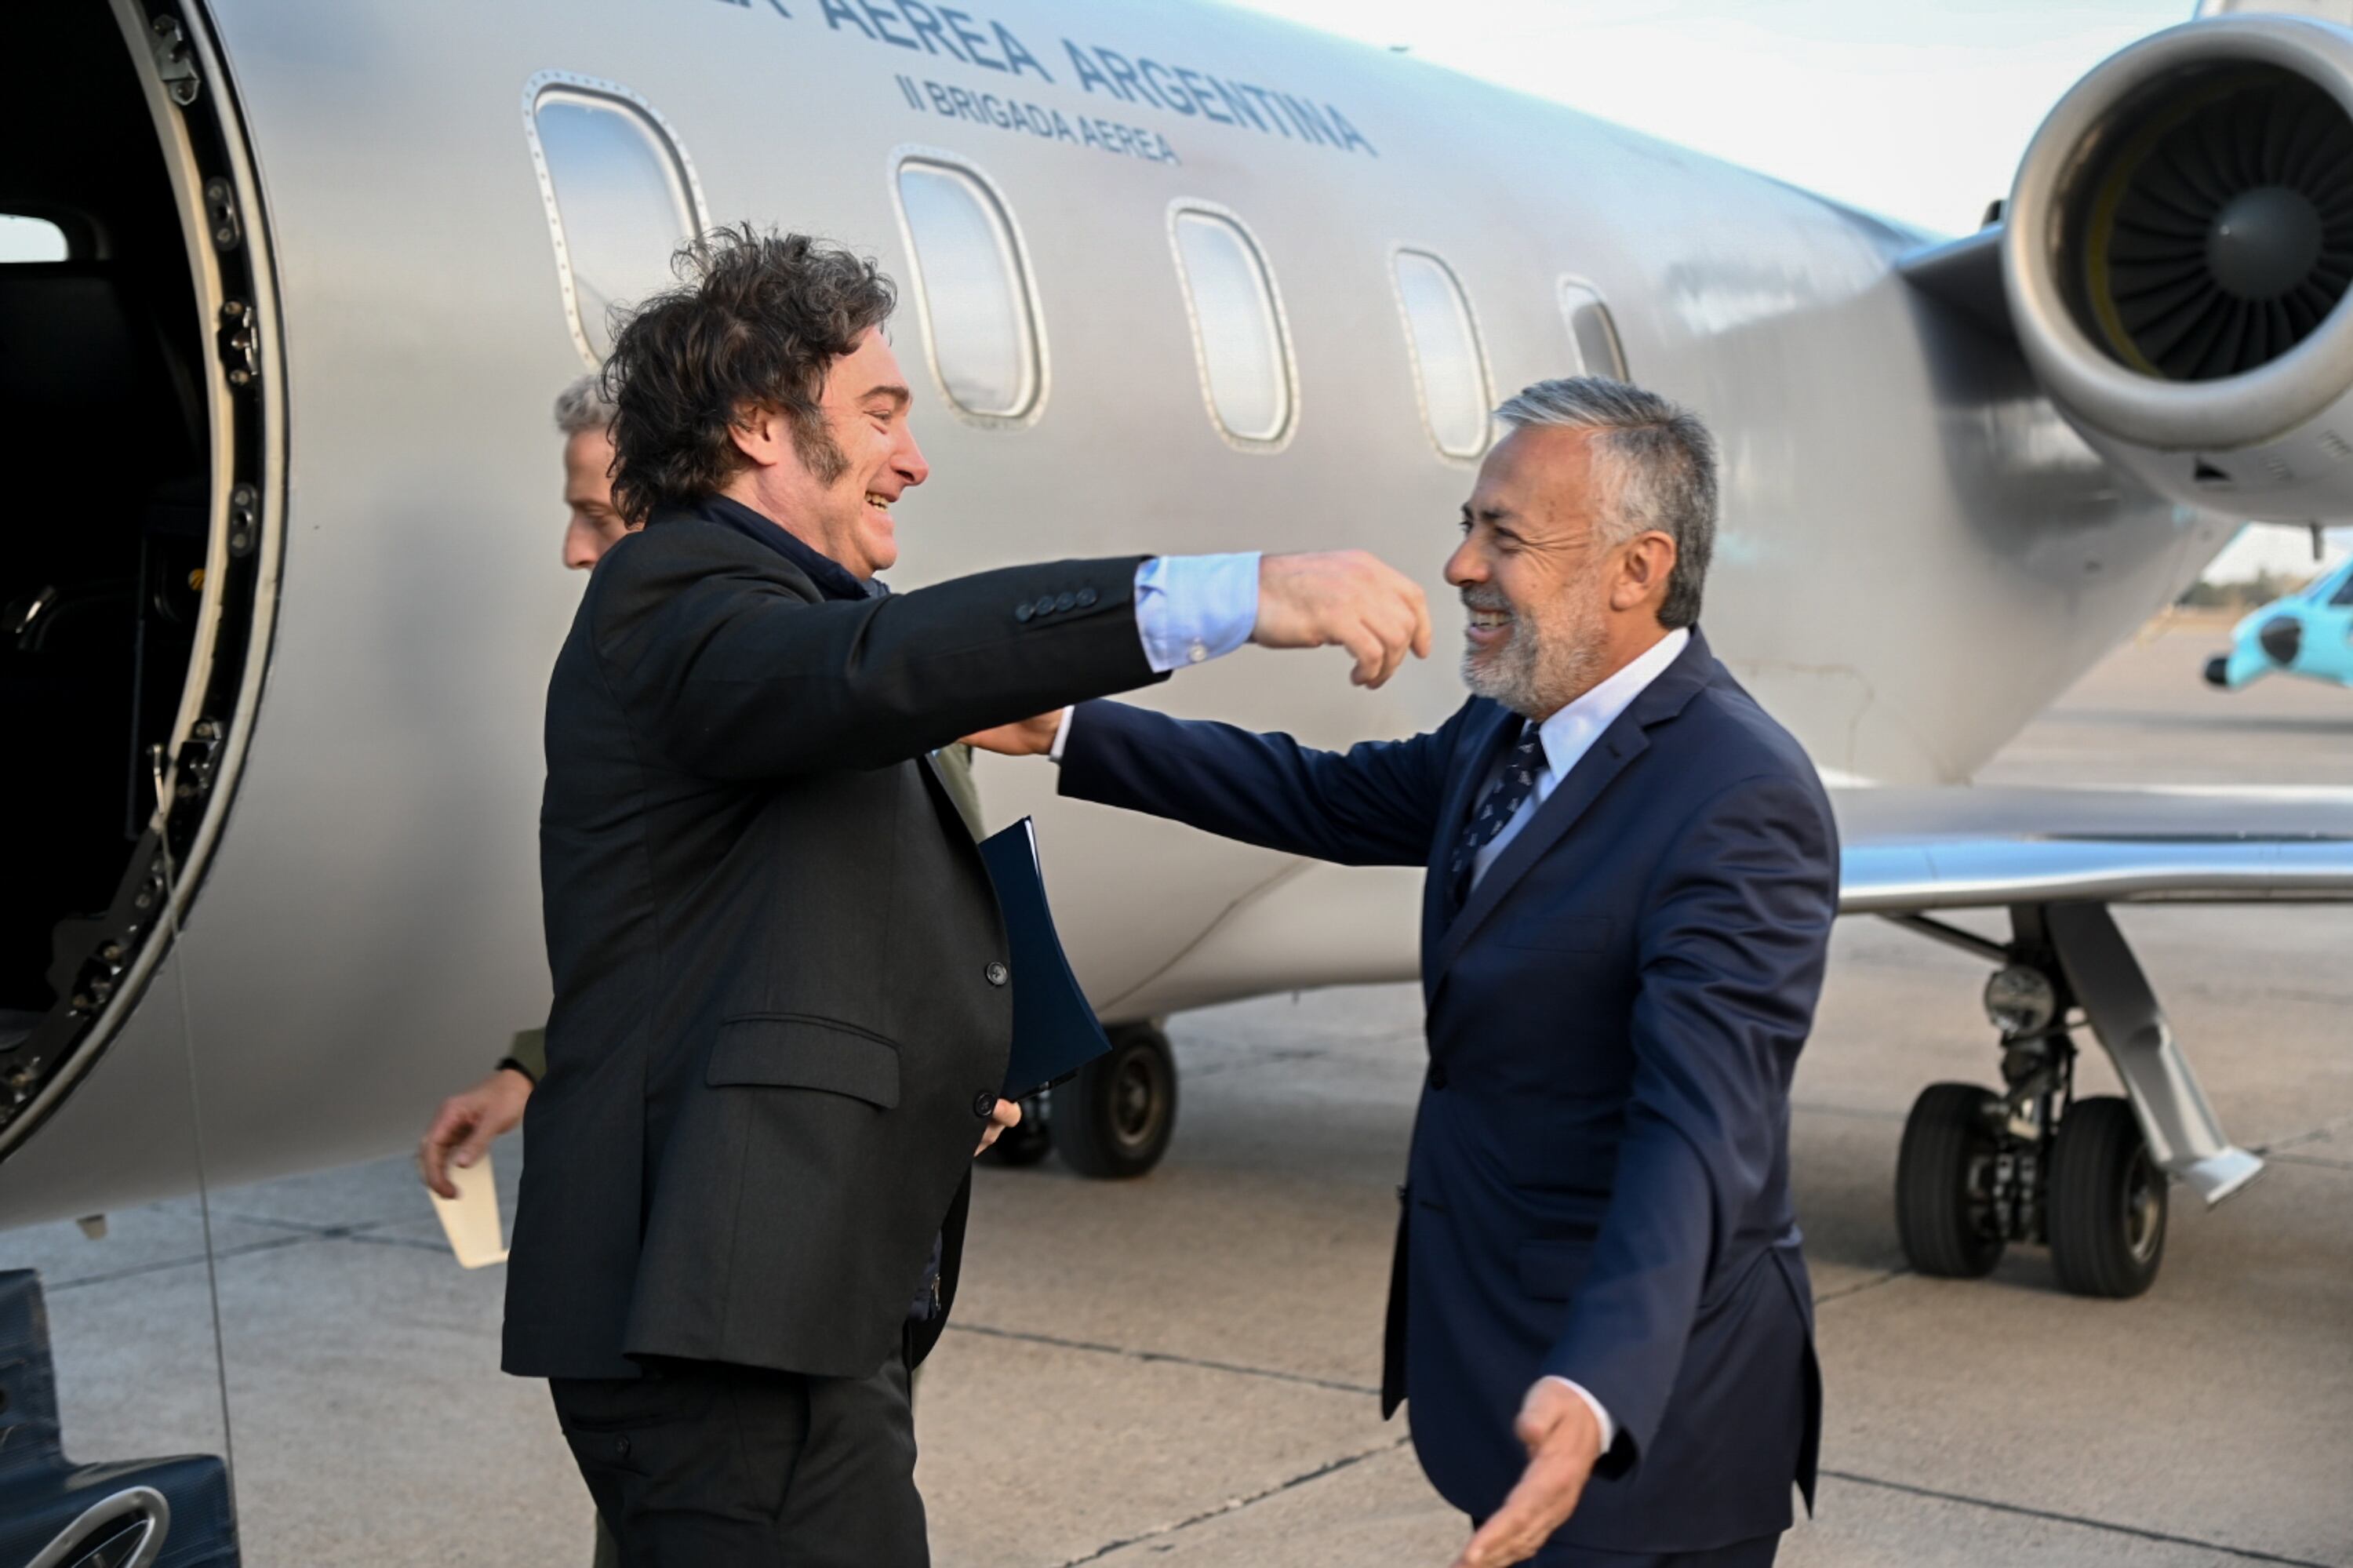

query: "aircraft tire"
xmin=1895 ymin=1082 xmax=2006 ymax=1278
xmin=1056 ymin=1021 xmax=1177 ymax=1181
xmin=2047 ymin=1096 xmax=2167 ymax=1299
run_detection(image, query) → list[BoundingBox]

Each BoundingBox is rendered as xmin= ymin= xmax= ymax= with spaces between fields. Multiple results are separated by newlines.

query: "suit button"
xmin=1055 ymin=591 xmax=1075 ymax=613
xmin=985 ymin=961 xmax=1009 ymax=986
xmin=614 ymin=1435 xmax=631 ymax=1459
xmin=1034 ymin=595 xmax=1056 ymax=617
xmin=1427 ymin=1064 xmax=1449 ymax=1091
xmin=1014 ymin=602 xmax=1034 ymax=623
xmin=973 ymin=1090 xmax=997 ymax=1118
xmin=1075 ymin=587 xmax=1097 ymax=608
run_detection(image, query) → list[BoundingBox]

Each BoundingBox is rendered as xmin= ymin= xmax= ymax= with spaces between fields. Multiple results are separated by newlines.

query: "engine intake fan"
xmin=2005 ymin=13 xmax=2353 ymax=520
xmin=2085 ymin=68 xmax=2353 ymax=383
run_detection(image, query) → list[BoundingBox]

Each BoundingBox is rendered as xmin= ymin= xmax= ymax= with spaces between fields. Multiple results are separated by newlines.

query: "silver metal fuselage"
xmin=0 ymin=0 xmax=2233 ymax=1227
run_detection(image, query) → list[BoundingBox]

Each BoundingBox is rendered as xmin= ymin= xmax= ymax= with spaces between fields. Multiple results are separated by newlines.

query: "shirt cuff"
xmin=1049 ymin=705 xmax=1076 ymax=764
xmin=1543 ymin=1376 xmax=1617 ymax=1453
xmin=1133 ymin=552 xmax=1260 ymax=674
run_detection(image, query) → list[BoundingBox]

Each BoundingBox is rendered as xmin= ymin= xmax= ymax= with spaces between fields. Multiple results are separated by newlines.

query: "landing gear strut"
xmin=1888 ymin=904 xmax=2236 ymax=1299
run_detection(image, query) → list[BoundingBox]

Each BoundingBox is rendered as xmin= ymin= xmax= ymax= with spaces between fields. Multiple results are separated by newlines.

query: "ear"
xmin=1610 ymin=531 xmax=1677 ymax=614
xmin=726 ymin=402 xmax=786 ymax=468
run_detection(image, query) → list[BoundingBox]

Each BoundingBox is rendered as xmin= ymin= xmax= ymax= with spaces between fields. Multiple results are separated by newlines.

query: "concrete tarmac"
xmin=6 ymin=615 xmax=2348 ymax=1566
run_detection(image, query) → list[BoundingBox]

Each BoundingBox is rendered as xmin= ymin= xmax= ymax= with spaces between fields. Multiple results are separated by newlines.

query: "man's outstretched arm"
xmin=610 ymin=545 xmax=1427 ymax=781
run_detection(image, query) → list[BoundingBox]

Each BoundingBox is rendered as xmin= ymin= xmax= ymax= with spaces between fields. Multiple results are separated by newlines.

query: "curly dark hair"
xmin=601 ymin=225 xmax=896 ymax=524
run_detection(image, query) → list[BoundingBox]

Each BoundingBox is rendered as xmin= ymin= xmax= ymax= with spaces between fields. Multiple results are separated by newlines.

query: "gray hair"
xmin=1494 ymin=377 xmax=1717 ymax=630
xmin=551 ymin=373 xmax=616 ymax=438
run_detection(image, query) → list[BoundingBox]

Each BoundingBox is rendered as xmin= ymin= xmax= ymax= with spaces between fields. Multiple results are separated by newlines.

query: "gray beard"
xmin=1461 ymin=601 xmax=1606 ymax=719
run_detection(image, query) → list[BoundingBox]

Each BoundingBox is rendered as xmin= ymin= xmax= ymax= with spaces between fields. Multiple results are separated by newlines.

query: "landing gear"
xmin=1053 ymin=1021 xmax=1177 ymax=1180
xmin=1894 ymin=1083 xmax=2006 ymax=1278
xmin=2047 ymin=1095 xmax=2166 ymax=1298
xmin=1886 ymin=904 xmax=2238 ymax=1299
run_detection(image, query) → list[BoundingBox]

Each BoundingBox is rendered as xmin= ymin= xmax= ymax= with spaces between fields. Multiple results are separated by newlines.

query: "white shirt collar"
xmin=1531 ymin=626 xmax=1691 ymax=780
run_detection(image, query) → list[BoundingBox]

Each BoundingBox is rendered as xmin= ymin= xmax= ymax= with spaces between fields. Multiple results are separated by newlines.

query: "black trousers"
xmin=551 ymin=1333 xmax=925 ymax=1568
xmin=1526 ymin=1534 xmax=1779 ymax=1567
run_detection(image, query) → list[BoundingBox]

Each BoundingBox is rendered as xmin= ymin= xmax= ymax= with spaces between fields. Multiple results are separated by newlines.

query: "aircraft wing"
xmin=1835 ymin=784 xmax=2353 ymax=914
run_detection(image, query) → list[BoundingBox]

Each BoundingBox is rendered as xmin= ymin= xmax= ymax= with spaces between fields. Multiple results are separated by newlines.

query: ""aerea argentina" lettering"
xmin=794 ymin=0 xmax=1377 ymax=158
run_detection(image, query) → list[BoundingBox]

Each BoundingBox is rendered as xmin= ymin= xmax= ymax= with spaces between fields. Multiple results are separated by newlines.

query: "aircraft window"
xmin=1392 ymin=249 xmax=1492 ymax=459
xmin=1558 ymin=280 xmax=1629 ymax=380
xmin=1169 ymin=206 xmax=1293 ymax=446
xmin=527 ymin=79 xmax=705 ymax=366
xmin=0 ymin=215 xmax=67 ymax=263
xmin=895 ymin=158 xmax=1041 ymax=420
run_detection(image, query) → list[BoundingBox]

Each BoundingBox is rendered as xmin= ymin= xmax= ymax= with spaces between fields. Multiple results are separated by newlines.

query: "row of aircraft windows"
xmin=524 ymin=75 xmax=1627 ymax=461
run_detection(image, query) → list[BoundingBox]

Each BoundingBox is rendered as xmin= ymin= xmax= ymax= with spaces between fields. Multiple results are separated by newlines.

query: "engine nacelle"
xmin=2006 ymin=14 xmax=2353 ymax=521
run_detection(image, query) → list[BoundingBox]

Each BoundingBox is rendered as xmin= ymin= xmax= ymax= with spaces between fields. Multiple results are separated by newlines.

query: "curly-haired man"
xmin=500 ymin=226 xmax=1430 ymax=1565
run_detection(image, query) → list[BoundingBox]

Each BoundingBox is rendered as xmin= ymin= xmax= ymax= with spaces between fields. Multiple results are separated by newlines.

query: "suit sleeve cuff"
xmin=1543 ymin=1376 xmax=1617 ymax=1452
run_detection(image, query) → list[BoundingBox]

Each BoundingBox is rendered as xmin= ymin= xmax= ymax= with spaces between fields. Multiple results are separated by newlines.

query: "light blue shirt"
xmin=1133 ymin=552 xmax=1262 ymax=673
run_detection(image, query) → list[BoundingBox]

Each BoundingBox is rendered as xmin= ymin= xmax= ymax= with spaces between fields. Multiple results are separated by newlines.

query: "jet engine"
xmin=2005 ymin=13 xmax=2353 ymax=521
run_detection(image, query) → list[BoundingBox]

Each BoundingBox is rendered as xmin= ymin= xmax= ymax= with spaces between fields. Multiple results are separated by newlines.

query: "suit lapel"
xmin=1428 ymin=631 xmax=1720 ymax=985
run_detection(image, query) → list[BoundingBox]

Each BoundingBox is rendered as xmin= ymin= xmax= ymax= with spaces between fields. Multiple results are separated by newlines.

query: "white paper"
xmin=428 ymin=1150 xmax=509 ymax=1268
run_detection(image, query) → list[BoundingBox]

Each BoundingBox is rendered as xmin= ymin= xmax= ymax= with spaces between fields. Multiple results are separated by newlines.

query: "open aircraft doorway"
xmin=2 ymin=5 xmax=278 ymax=1560
xmin=1 ymin=2 xmax=281 ymax=1167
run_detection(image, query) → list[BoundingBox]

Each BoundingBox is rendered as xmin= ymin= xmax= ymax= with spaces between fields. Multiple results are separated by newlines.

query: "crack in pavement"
xmin=45 ymin=1213 xmax=422 ymax=1292
xmin=1791 ymin=1100 xmax=1908 ymax=1122
xmin=1820 ymin=1470 xmax=2344 ymax=1567
xmin=1053 ymin=1435 xmax=1413 ymax=1566
xmin=1811 ymin=1268 xmax=1911 ymax=1307
xmin=945 ymin=1320 xmax=1380 ymax=1398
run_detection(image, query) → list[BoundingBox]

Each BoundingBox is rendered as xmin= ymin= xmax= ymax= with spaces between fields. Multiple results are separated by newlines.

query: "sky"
xmin=1228 ymin=0 xmax=2351 ymax=582
xmin=1225 ymin=0 xmax=2193 ymax=237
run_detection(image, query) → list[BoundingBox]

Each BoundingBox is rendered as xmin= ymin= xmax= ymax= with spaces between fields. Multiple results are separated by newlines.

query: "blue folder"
xmin=979 ymin=817 xmax=1111 ymax=1097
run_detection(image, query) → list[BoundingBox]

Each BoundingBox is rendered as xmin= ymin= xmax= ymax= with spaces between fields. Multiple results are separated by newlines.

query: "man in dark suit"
xmin=499 ymin=227 xmax=1430 ymax=1566
xmin=976 ymin=378 xmax=1837 ymax=1567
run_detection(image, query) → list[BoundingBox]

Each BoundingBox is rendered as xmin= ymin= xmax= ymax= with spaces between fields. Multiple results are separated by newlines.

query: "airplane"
xmin=2202 ymin=549 xmax=2353 ymax=690
xmin=8 ymin=0 xmax=2353 ymax=1547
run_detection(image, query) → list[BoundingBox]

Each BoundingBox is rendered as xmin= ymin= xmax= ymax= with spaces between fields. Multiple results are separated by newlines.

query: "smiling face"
xmin=1444 ymin=424 xmax=1676 ymax=719
xmin=722 ymin=328 xmax=929 ymax=579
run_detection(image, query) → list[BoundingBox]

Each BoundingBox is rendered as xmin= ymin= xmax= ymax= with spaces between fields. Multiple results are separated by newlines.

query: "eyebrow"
xmin=1462 ymin=501 xmax=1519 ymax=527
xmin=860 ymin=382 xmax=913 ymax=411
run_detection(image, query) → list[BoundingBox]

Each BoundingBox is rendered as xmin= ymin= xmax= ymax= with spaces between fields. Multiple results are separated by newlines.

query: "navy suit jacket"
xmin=1059 ymin=630 xmax=1836 ymax=1554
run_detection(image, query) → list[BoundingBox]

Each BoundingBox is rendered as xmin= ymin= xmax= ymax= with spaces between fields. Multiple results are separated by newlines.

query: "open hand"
xmin=417 ymin=1067 xmax=533 ymax=1199
xmin=1253 ymin=551 xmax=1432 ymax=688
xmin=1449 ymin=1379 xmax=1604 ymax=1568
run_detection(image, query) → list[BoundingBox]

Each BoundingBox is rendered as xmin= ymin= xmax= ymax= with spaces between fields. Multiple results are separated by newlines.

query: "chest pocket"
xmin=1500 ymin=914 xmax=1614 ymax=954
xmin=707 ymin=1015 xmax=900 ymax=1108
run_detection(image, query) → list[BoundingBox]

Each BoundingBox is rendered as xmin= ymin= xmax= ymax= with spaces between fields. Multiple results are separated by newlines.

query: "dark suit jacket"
xmin=504 ymin=495 xmax=1166 ymax=1382
xmin=1058 ymin=631 xmax=1836 ymax=1554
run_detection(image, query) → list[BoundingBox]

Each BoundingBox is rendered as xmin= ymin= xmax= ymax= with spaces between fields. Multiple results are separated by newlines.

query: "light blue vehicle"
xmin=2205 ymin=556 xmax=2353 ymax=692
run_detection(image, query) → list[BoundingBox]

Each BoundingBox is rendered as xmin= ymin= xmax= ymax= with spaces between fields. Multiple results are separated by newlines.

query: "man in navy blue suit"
xmin=973 ymin=379 xmax=1837 ymax=1566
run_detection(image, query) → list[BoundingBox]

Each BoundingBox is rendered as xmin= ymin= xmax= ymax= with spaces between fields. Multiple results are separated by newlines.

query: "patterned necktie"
xmin=1450 ymin=721 xmax=1543 ymax=903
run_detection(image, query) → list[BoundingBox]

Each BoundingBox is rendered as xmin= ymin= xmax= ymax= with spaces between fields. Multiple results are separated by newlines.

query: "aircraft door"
xmin=2 ymin=1 xmax=286 ymax=1559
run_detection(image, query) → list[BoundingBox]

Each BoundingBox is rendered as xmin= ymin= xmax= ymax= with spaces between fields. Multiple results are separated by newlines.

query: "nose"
xmin=1443 ymin=533 xmax=1484 ymax=590
xmin=896 ymin=424 xmax=929 ymax=489
xmin=563 ymin=515 xmax=598 ymax=570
